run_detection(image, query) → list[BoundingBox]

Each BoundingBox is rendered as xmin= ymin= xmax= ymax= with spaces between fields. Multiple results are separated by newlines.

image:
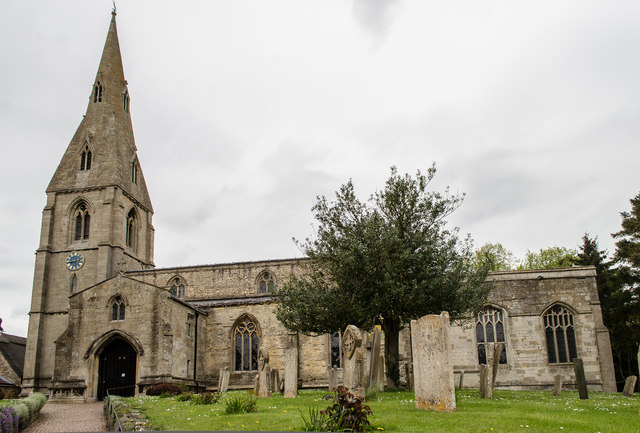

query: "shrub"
xmin=0 ymin=406 xmax=18 ymax=433
xmin=192 ymin=392 xmax=220 ymax=405
xmin=318 ymin=386 xmax=372 ymax=432
xmin=175 ymin=392 xmax=193 ymax=402
xmin=10 ymin=403 xmax=29 ymax=431
xmin=146 ymin=383 xmax=184 ymax=396
xmin=224 ymin=394 xmax=257 ymax=414
xmin=24 ymin=393 xmax=47 ymax=414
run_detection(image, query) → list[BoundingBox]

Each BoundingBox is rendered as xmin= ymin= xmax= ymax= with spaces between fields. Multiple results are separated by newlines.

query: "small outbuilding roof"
xmin=0 ymin=332 xmax=27 ymax=379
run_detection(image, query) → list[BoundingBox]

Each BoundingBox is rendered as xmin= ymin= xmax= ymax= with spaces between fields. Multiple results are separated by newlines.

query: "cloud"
xmin=352 ymin=0 xmax=401 ymax=41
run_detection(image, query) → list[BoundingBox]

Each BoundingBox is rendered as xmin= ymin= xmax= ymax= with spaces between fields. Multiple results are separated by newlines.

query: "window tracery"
xmin=330 ymin=331 xmax=342 ymax=368
xmin=233 ymin=316 xmax=259 ymax=371
xmin=73 ymin=202 xmax=90 ymax=241
xmin=258 ymin=272 xmax=275 ymax=294
xmin=170 ymin=277 xmax=185 ymax=298
xmin=476 ymin=306 xmax=507 ymax=365
xmin=111 ymin=296 xmax=125 ymax=321
xmin=93 ymin=81 xmax=103 ymax=103
xmin=80 ymin=144 xmax=92 ymax=171
xmin=543 ymin=305 xmax=578 ymax=364
xmin=126 ymin=209 xmax=136 ymax=250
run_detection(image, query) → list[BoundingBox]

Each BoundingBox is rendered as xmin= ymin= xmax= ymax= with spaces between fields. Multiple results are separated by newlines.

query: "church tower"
xmin=22 ymin=11 xmax=154 ymax=394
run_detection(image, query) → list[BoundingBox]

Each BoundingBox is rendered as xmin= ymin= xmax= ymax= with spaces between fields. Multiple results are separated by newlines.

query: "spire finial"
xmin=112 ymin=1 xmax=117 ymax=16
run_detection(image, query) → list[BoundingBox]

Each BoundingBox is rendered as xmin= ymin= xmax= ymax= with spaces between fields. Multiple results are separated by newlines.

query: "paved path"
xmin=23 ymin=402 xmax=106 ymax=433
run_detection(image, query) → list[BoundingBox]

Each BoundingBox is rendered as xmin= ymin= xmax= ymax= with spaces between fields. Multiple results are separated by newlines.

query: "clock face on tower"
xmin=66 ymin=252 xmax=85 ymax=271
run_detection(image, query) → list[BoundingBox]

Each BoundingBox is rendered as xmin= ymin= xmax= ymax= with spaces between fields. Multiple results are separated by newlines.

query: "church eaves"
xmin=47 ymin=11 xmax=153 ymax=212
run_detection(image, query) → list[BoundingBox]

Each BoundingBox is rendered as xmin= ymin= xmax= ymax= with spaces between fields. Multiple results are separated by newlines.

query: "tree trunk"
xmin=383 ymin=317 xmax=402 ymax=388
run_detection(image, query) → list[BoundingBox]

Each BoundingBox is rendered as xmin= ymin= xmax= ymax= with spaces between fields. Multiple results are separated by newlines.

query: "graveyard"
xmin=107 ymin=317 xmax=640 ymax=432
xmin=116 ymin=389 xmax=639 ymax=432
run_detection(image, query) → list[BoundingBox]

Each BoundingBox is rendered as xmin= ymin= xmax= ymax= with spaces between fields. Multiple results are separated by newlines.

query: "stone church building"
xmin=22 ymin=13 xmax=617 ymax=400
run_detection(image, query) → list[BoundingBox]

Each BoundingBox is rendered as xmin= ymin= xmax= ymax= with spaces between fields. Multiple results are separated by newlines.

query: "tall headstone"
xmin=623 ymin=376 xmax=637 ymax=397
xmin=342 ymin=325 xmax=366 ymax=399
xmin=405 ymin=362 xmax=414 ymax=391
xmin=366 ymin=328 xmax=383 ymax=396
xmin=376 ymin=354 xmax=385 ymax=392
xmin=479 ymin=364 xmax=488 ymax=398
xmin=271 ymin=369 xmax=280 ymax=394
xmin=219 ymin=366 xmax=230 ymax=393
xmin=573 ymin=358 xmax=589 ymax=400
xmin=328 ymin=367 xmax=339 ymax=390
xmin=410 ymin=312 xmax=456 ymax=412
xmin=257 ymin=347 xmax=272 ymax=398
xmin=284 ymin=332 xmax=298 ymax=398
xmin=553 ymin=375 xmax=563 ymax=396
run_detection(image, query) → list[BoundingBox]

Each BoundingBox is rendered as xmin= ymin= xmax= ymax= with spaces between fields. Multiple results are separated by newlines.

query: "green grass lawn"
xmin=124 ymin=389 xmax=640 ymax=432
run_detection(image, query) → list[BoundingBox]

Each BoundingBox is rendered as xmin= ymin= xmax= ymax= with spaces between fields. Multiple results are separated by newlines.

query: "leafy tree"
xmin=474 ymin=243 xmax=516 ymax=271
xmin=276 ymin=166 xmax=490 ymax=387
xmin=611 ymin=193 xmax=640 ymax=388
xmin=518 ymin=246 xmax=578 ymax=270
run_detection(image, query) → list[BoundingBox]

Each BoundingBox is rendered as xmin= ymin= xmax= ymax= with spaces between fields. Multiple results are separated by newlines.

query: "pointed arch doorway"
xmin=97 ymin=338 xmax=137 ymax=400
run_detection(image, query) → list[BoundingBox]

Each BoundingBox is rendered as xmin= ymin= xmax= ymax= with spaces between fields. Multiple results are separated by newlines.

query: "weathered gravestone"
xmin=342 ymin=325 xmax=366 ymax=399
xmin=328 ymin=367 xmax=339 ymax=390
xmin=366 ymin=328 xmax=384 ymax=396
xmin=457 ymin=371 xmax=464 ymax=390
xmin=403 ymin=362 xmax=414 ymax=391
xmin=478 ymin=364 xmax=488 ymax=398
xmin=553 ymin=375 xmax=563 ymax=396
xmin=271 ymin=369 xmax=280 ymax=394
xmin=284 ymin=332 xmax=298 ymax=398
xmin=623 ymin=376 xmax=637 ymax=397
xmin=218 ymin=366 xmax=230 ymax=393
xmin=573 ymin=358 xmax=589 ymax=400
xmin=257 ymin=347 xmax=272 ymax=398
xmin=411 ymin=312 xmax=456 ymax=412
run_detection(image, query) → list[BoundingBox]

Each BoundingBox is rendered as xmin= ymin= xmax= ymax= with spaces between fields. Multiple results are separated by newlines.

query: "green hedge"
xmin=0 ymin=393 xmax=47 ymax=433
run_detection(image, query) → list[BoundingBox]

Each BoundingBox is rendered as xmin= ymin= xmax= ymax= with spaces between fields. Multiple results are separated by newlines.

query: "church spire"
xmin=47 ymin=12 xmax=153 ymax=212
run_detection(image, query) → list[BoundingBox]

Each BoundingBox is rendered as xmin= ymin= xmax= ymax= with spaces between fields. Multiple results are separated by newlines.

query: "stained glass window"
xmin=543 ymin=305 xmax=578 ymax=364
xmin=258 ymin=272 xmax=275 ymax=294
xmin=476 ymin=306 xmax=507 ymax=365
xmin=233 ymin=316 xmax=259 ymax=371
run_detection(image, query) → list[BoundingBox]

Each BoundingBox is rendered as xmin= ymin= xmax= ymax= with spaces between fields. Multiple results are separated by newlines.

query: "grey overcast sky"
xmin=1 ymin=1 xmax=639 ymax=337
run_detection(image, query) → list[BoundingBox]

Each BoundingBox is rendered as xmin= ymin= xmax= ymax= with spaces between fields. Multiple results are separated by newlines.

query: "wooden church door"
xmin=97 ymin=338 xmax=137 ymax=400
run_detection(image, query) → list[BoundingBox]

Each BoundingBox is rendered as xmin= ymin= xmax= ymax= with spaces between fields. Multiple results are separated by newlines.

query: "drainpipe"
xmin=193 ymin=311 xmax=199 ymax=392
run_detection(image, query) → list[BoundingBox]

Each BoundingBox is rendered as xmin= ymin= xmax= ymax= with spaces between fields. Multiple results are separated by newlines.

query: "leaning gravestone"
xmin=482 ymin=342 xmax=504 ymax=399
xmin=284 ymin=332 xmax=298 ymax=398
xmin=342 ymin=325 xmax=366 ymax=399
xmin=411 ymin=312 xmax=456 ymax=412
xmin=257 ymin=347 xmax=272 ymax=398
xmin=623 ymin=375 xmax=637 ymax=397
xmin=573 ymin=358 xmax=589 ymax=400
xmin=403 ymin=362 xmax=414 ymax=391
xmin=218 ymin=366 xmax=230 ymax=393
xmin=366 ymin=328 xmax=383 ymax=396
xmin=553 ymin=375 xmax=563 ymax=396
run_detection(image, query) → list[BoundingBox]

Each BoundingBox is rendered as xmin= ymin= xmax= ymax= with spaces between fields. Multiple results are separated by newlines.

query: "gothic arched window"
xmin=111 ymin=296 xmax=125 ymax=321
xmin=93 ymin=81 xmax=103 ymax=103
xmin=258 ymin=272 xmax=275 ymax=294
xmin=476 ymin=306 xmax=508 ymax=365
xmin=73 ymin=203 xmax=90 ymax=241
xmin=543 ymin=305 xmax=578 ymax=364
xmin=126 ymin=209 xmax=136 ymax=250
xmin=170 ymin=277 xmax=185 ymax=298
xmin=233 ymin=316 xmax=259 ymax=371
xmin=330 ymin=331 xmax=342 ymax=368
xmin=80 ymin=144 xmax=92 ymax=171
